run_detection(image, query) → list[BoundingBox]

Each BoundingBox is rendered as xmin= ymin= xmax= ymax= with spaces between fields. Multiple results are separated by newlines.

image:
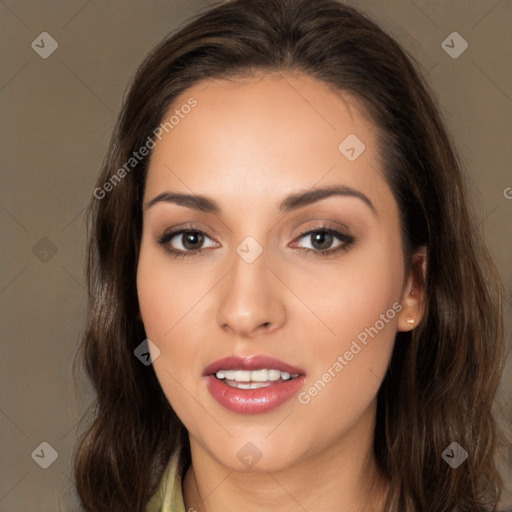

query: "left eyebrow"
xmin=145 ymin=184 xmax=377 ymax=216
xmin=278 ymin=184 xmax=376 ymax=215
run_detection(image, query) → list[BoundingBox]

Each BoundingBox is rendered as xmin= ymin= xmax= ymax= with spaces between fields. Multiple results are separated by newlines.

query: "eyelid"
xmin=290 ymin=225 xmax=353 ymax=250
xmin=293 ymin=221 xmax=352 ymax=239
xmin=157 ymin=224 xmax=218 ymax=246
xmin=156 ymin=222 xmax=354 ymax=259
xmin=156 ymin=222 xmax=350 ymax=244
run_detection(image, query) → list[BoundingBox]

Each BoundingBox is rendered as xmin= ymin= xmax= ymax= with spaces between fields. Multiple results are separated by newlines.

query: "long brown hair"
xmin=73 ymin=0 xmax=509 ymax=510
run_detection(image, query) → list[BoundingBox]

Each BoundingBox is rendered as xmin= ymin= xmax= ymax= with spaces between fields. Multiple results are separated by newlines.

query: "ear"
xmin=397 ymin=246 xmax=427 ymax=332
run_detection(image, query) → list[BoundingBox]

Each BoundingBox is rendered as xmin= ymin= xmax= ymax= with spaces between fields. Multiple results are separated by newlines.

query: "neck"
xmin=182 ymin=404 xmax=389 ymax=512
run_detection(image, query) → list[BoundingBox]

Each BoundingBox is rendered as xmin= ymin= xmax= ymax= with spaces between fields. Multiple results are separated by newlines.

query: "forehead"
xmin=144 ymin=71 xmax=391 ymax=215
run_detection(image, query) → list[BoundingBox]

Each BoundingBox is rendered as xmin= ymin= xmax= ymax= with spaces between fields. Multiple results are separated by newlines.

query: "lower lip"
xmin=205 ymin=375 xmax=306 ymax=414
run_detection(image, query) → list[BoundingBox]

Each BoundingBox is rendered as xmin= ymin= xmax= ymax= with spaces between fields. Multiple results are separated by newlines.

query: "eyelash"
xmin=156 ymin=224 xmax=354 ymax=259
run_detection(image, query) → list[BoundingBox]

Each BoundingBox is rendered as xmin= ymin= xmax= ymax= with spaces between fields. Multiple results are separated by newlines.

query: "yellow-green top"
xmin=146 ymin=450 xmax=186 ymax=512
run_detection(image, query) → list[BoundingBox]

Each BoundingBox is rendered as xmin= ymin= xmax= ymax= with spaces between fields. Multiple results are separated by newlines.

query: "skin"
xmin=137 ymin=72 xmax=426 ymax=512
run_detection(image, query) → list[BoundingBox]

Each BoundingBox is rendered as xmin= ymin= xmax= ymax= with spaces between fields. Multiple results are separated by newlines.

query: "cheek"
xmin=137 ymin=252 xmax=199 ymax=417
xmin=136 ymin=242 xmax=210 ymax=396
xmin=137 ymin=244 xmax=206 ymax=340
xmin=294 ymin=236 xmax=403 ymax=417
xmin=299 ymin=236 xmax=404 ymax=347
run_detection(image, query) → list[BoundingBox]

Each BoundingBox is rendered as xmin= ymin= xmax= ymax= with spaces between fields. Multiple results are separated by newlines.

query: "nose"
xmin=216 ymin=246 xmax=287 ymax=339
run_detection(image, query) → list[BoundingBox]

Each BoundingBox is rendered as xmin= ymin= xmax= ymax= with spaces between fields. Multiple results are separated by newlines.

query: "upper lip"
xmin=203 ymin=355 xmax=306 ymax=376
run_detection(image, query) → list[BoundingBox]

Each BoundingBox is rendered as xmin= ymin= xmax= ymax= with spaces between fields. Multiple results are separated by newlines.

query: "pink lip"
xmin=203 ymin=355 xmax=305 ymax=376
xmin=205 ymin=374 xmax=307 ymax=414
xmin=203 ymin=355 xmax=306 ymax=414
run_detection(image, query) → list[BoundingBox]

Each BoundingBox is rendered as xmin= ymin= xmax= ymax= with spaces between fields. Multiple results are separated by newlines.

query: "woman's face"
xmin=137 ymin=72 xmax=419 ymax=472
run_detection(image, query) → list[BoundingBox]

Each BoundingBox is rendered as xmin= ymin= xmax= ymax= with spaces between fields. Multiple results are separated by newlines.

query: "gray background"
xmin=1 ymin=0 xmax=511 ymax=510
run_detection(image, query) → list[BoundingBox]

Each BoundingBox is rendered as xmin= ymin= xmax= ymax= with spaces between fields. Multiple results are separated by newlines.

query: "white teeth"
xmin=234 ymin=370 xmax=251 ymax=382
xmin=214 ymin=369 xmax=300 ymax=382
xmin=251 ymin=369 xmax=268 ymax=382
xmin=267 ymin=369 xmax=281 ymax=380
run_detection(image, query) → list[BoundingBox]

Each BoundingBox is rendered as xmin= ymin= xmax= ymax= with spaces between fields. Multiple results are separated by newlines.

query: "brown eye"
xmin=157 ymin=228 xmax=217 ymax=258
xmin=180 ymin=231 xmax=204 ymax=250
xmin=294 ymin=227 xmax=354 ymax=255
xmin=309 ymin=231 xmax=335 ymax=251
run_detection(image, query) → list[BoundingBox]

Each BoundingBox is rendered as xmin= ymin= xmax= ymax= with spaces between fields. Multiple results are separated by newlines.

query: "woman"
xmin=73 ymin=0 xmax=510 ymax=510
